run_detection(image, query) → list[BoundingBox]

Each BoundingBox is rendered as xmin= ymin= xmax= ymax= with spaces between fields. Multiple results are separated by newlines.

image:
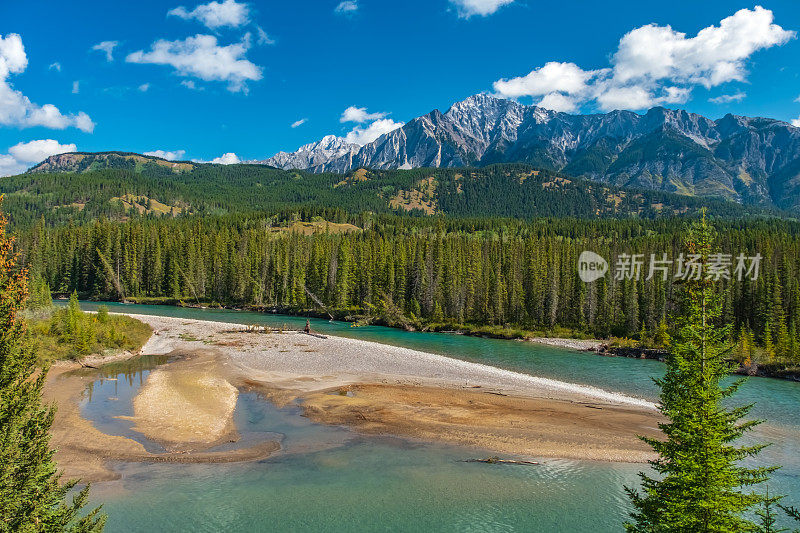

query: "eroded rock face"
xmin=263 ymin=94 xmax=800 ymax=209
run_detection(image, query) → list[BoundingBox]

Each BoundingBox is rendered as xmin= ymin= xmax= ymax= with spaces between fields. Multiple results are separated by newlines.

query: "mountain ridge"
xmin=27 ymin=151 xmax=202 ymax=174
xmin=257 ymin=94 xmax=800 ymax=210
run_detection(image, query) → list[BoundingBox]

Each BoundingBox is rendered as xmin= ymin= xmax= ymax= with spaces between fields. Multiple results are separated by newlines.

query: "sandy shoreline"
xmin=44 ymin=312 xmax=661 ymax=481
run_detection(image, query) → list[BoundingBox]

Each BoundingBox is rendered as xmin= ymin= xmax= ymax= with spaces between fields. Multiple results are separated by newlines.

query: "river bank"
xmin=105 ymin=299 xmax=800 ymax=383
xmin=43 ymin=312 xmax=663 ymax=481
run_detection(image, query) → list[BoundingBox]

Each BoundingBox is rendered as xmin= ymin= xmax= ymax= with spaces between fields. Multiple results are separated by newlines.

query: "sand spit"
xmin=43 ymin=361 xmax=279 ymax=482
xmin=44 ymin=312 xmax=662 ymax=481
xmin=130 ymin=314 xmax=659 ymax=460
xmin=123 ymin=352 xmax=238 ymax=452
xmin=302 ymin=384 xmax=659 ymax=463
xmin=123 ymin=314 xmax=655 ymax=409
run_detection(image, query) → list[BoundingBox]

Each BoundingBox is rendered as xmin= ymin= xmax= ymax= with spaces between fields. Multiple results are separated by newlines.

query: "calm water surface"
xmin=70 ymin=302 xmax=800 ymax=532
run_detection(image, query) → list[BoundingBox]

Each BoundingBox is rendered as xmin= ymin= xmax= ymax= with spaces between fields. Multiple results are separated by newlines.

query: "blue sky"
xmin=0 ymin=0 xmax=799 ymax=174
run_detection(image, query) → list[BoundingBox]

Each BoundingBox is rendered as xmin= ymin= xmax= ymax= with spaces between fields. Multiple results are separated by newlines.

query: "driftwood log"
xmin=460 ymin=456 xmax=540 ymax=465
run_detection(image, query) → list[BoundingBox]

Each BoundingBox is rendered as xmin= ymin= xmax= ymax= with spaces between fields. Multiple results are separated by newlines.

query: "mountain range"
xmin=258 ymin=94 xmax=800 ymax=210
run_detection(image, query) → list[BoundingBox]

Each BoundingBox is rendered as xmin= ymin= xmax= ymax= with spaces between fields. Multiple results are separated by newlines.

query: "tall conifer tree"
xmin=625 ymin=214 xmax=775 ymax=532
xmin=0 ymin=202 xmax=106 ymax=531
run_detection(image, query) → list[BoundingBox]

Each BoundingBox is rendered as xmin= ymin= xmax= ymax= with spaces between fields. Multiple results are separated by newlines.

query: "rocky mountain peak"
xmin=260 ymin=93 xmax=800 ymax=209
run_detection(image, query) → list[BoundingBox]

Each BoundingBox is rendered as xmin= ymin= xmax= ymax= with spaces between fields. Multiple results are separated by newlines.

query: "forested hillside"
xmin=18 ymin=212 xmax=800 ymax=363
xmin=6 ymin=153 xmax=798 ymax=362
xmin=0 ymin=162 xmax=777 ymax=227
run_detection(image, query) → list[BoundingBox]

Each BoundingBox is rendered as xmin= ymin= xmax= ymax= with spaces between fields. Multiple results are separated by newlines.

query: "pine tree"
xmin=764 ymin=321 xmax=776 ymax=361
xmin=625 ymin=214 xmax=775 ymax=532
xmin=755 ymin=489 xmax=787 ymax=533
xmin=737 ymin=326 xmax=754 ymax=367
xmin=653 ymin=320 xmax=670 ymax=349
xmin=0 ymin=202 xmax=106 ymax=530
xmin=27 ymin=277 xmax=53 ymax=311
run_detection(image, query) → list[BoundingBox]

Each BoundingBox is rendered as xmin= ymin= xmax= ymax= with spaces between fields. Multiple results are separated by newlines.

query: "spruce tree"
xmin=0 ymin=204 xmax=106 ymax=531
xmin=625 ymin=214 xmax=775 ymax=532
xmin=756 ymin=489 xmax=787 ymax=533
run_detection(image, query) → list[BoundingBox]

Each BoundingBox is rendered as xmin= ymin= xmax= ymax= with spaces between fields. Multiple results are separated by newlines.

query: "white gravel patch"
xmin=528 ymin=338 xmax=603 ymax=351
xmin=121 ymin=313 xmax=656 ymax=410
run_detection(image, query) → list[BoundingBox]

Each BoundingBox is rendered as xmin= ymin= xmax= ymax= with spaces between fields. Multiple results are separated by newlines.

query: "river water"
xmin=71 ymin=302 xmax=800 ymax=532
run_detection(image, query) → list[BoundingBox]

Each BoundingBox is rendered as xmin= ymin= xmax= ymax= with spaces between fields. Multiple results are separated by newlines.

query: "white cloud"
xmin=211 ymin=152 xmax=240 ymax=164
xmin=169 ymin=0 xmax=250 ymax=29
xmin=49 ymin=62 xmax=61 ymax=71
xmin=0 ymin=33 xmax=27 ymax=76
xmin=340 ymin=105 xmax=388 ymax=123
xmin=345 ymin=118 xmax=404 ymax=145
xmin=612 ymin=7 xmax=793 ymax=88
xmin=138 ymin=83 xmax=150 ymax=92
xmin=792 ymin=117 xmax=800 ymax=127
xmin=795 ymin=95 xmax=800 ymax=103
xmin=181 ymin=80 xmax=198 ymax=89
xmin=593 ymin=83 xmax=690 ymax=111
xmin=493 ymin=61 xmax=604 ymax=100
xmin=0 ymin=138 xmax=77 ymax=176
xmin=74 ymin=113 xmax=95 ymax=132
xmin=334 ymin=1 xmax=358 ymax=15
xmin=127 ymin=34 xmax=262 ymax=92
xmin=0 ymin=34 xmax=94 ymax=132
xmin=92 ymin=41 xmax=119 ymax=62
xmin=450 ymin=0 xmax=515 ymax=18
xmin=0 ymin=154 xmax=25 ymax=176
xmin=72 ymin=81 xmax=80 ymax=94
xmin=493 ymin=7 xmax=794 ymax=112
xmin=143 ymin=149 xmax=187 ymax=160
xmin=709 ymin=91 xmax=746 ymax=104
xmin=291 ymin=118 xmax=307 ymax=128
xmin=9 ymin=139 xmax=76 ymax=163
xmin=535 ymin=92 xmax=581 ymax=113
xmin=256 ymin=26 xmax=275 ymax=46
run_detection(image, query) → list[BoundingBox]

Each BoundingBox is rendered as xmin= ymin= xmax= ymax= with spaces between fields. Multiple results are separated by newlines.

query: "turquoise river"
xmin=69 ymin=302 xmax=800 ymax=532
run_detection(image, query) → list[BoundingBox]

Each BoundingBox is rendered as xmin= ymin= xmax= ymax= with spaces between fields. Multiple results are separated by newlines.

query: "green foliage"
xmin=0 ymin=204 xmax=106 ymax=531
xmin=27 ymin=297 xmax=151 ymax=362
xmin=779 ymin=505 xmax=800 ymax=528
xmin=625 ymin=215 xmax=776 ymax=532
xmin=13 ymin=210 xmax=800 ymax=359
xmin=756 ymin=489 xmax=788 ymax=533
xmin=0 ymin=163 xmax=778 ymax=228
xmin=26 ymin=277 xmax=53 ymax=311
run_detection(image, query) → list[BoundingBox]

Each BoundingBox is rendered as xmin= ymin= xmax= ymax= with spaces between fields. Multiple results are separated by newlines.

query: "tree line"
xmin=17 ymin=212 xmax=800 ymax=361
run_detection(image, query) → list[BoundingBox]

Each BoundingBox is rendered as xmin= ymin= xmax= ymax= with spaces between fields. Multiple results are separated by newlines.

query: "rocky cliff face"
xmin=257 ymin=135 xmax=359 ymax=170
xmin=265 ymin=94 xmax=800 ymax=209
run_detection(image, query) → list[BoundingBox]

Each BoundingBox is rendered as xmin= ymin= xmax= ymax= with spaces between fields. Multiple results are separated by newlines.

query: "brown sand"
xmin=122 ymin=351 xmax=239 ymax=452
xmin=133 ymin=314 xmax=663 ymax=462
xmin=44 ymin=313 xmax=663 ymax=482
xmin=43 ymin=356 xmax=279 ymax=483
xmin=297 ymin=383 xmax=660 ymax=462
